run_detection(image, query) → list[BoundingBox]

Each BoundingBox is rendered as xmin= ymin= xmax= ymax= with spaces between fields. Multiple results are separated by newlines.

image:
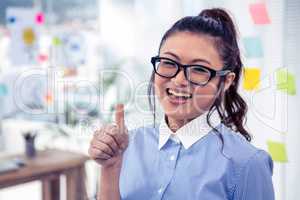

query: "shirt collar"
xmin=158 ymin=111 xmax=221 ymax=150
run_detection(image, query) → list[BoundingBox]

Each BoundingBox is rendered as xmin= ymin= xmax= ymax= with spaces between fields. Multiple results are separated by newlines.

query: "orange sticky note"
xmin=45 ymin=92 xmax=53 ymax=104
xmin=243 ymin=67 xmax=261 ymax=91
xmin=249 ymin=3 xmax=271 ymax=25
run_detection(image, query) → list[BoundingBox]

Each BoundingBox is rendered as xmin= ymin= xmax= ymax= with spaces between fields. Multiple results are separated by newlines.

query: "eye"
xmin=190 ymin=66 xmax=209 ymax=74
xmin=160 ymin=60 xmax=177 ymax=68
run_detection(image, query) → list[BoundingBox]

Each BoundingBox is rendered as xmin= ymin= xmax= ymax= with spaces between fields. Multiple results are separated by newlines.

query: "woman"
xmin=89 ymin=8 xmax=275 ymax=200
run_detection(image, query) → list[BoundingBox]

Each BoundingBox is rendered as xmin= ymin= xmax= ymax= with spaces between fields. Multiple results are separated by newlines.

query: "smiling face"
xmin=154 ymin=31 xmax=227 ymax=130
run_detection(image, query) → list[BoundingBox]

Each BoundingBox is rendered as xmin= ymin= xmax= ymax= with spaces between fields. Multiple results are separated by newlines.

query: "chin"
xmin=164 ymin=109 xmax=193 ymax=120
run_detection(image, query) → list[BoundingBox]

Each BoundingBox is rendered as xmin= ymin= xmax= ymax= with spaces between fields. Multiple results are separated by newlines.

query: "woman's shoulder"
xmin=127 ymin=125 xmax=159 ymax=143
xmin=213 ymin=123 xmax=273 ymax=169
xmin=214 ymin=124 xmax=274 ymax=198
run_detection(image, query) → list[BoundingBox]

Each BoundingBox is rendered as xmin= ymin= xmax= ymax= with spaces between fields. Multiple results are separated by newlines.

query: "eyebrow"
xmin=163 ymin=52 xmax=211 ymax=65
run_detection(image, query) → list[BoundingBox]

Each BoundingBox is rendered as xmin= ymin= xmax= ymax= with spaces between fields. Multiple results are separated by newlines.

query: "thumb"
xmin=115 ymin=103 xmax=125 ymax=133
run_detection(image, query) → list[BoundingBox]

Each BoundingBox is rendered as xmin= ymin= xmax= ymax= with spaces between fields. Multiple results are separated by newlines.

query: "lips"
xmin=166 ymin=88 xmax=192 ymax=104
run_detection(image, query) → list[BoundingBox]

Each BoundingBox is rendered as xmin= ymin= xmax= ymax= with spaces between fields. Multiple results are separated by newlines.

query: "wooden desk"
xmin=0 ymin=149 xmax=89 ymax=200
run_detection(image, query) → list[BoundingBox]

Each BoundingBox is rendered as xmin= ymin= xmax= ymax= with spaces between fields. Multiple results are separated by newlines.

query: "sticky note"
xmin=22 ymin=27 xmax=36 ymax=45
xmin=249 ymin=3 xmax=271 ymax=25
xmin=45 ymin=92 xmax=53 ymax=104
xmin=243 ymin=67 xmax=261 ymax=90
xmin=63 ymin=68 xmax=77 ymax=77
xmin=38 ymin=54 xmax=48 ymax=62
xmin=243 ymin=37 xmax=263 ymax=58
xmin=35 ymin=12 xmax=44 ymax=24
xmin=267 ymin=141 xmax=288 ymax=163
xmin=7 ymin=16 xmax=16 ymax=24
xmin=276 ymin=68 xmax=296 ymax=95
xmin=0 ymin=84 xmax=8 ymax=96
xmin=70 ymin=43 xmax=80 ymax=51
xmin=52 ymin=37 xmax=62 ymax=46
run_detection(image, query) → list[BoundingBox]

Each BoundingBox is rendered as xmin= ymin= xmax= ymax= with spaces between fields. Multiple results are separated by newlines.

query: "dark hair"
xmin=148 ymin=8 xmax=251 ymax=142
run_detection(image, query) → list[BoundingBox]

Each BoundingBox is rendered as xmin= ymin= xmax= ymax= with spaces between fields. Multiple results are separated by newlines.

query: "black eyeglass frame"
xmin=151 ymin=56 xmax=231 ymax=86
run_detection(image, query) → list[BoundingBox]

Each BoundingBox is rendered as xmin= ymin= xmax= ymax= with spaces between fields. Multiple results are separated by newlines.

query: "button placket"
xmin=156 ymin=141 xmax=182 ymax=199
xmin=167 ymin=143 xmax=181 ymax=169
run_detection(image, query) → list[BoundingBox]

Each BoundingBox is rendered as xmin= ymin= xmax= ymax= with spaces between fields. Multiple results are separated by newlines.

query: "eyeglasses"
xmin=151 ymin=56 xmax=231 ymax=86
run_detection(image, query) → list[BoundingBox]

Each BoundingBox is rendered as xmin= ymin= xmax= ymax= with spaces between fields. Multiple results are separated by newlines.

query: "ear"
xmin=224 ymin=72 xmax=235 ymax=91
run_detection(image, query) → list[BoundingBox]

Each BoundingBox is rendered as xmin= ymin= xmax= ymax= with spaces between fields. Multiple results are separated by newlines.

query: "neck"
xmin=166 ymin=116 xmax=192 ymax=133
xmin=165 ymin=111 xmax=209 ymax=133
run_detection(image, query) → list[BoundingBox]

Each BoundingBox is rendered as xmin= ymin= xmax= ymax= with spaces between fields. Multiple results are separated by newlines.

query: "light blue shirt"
xmin=119 ymin=113 xmax=275 ymax=200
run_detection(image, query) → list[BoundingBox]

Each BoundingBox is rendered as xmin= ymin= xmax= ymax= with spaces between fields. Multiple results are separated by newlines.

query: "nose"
xmin=171 ymin=69 xmax=189 ymax=86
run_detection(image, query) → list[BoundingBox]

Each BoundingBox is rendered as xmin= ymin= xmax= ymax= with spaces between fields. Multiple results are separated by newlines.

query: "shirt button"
xmin=170 ymin=155 xmax=175 ymax=161
xmin=158 ymin=188 xmax=163 ymax=194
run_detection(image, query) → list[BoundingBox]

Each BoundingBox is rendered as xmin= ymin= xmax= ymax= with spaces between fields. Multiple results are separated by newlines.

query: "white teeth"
xmin=168 ymin=89 xmax=192 ymax=98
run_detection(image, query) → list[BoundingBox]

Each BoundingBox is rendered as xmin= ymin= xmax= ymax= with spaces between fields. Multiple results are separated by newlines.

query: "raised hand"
xmin=89 ymin=104 xmax=129 ymax=168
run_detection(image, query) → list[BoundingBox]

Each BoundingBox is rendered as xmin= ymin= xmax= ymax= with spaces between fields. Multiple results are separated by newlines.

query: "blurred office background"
xmin=0 ymin=0 xmax=299 ymax=199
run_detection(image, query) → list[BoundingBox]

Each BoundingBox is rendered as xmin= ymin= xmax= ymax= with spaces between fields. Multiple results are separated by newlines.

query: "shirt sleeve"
xmin=233 ymin=150 xmax=275 ymax=200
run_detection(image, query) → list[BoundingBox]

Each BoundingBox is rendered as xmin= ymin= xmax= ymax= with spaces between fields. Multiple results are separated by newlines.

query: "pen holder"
xmin=23 ymin=132 xmax=37 ymax=158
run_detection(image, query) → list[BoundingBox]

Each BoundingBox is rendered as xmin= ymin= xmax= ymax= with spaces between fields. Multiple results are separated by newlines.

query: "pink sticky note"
xmin=249 ymin=3 xmax=271 ymax=25
xmin=36 ymin=12 xmax=45 ymax=24
xmin=38 ymin=54 xmax=48 ymax=62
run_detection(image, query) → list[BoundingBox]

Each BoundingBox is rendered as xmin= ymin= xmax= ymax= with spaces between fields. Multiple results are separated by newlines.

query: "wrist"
xmin=99 ymin=165 xmax=121 ymax=200
xmin=101 ymin=164 xmax=122 ymax=173
xmin=101 ymin=158 xmax=122 ymax=173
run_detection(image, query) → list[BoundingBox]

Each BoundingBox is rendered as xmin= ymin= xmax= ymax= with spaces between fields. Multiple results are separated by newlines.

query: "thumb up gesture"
xmin=89 ymin=104 xmax=129 ymax=169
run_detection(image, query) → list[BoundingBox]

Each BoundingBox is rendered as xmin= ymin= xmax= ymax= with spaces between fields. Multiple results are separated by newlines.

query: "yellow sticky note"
xmin=243 ymin=67 xmax=261 ymax=90
xmin=267 ymin=141 xmax=288 ymax=163
xmin=276 ymin=68 xmax=296 ymax=95
xmin=22 ymin=27 xmax=36 ymax=45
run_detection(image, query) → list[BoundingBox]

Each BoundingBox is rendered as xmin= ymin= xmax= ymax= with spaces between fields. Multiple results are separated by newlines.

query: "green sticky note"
xmin=243 ymin=37 xmax=264 ymax=58
xmin=267 ymin=141 xmax=288 ymax=163
xmin=52 ymin=37 xmax=62 ymax=46
xmin=276 ymin=68 xmax=296 ymax=95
